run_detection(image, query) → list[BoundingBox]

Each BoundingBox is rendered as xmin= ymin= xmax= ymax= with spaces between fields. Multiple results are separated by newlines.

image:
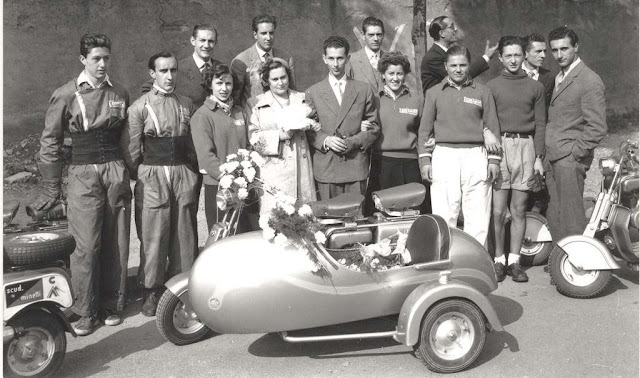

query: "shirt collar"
xmin=562 ymin=57 xmax=582 ymax=77
xmin=522 ymin=64 xmax=538 ymax=75
xmin=434 ymin=41 xmax=449 ymax=52
xmin=328 ymin=73 xmax=347 ymax=87
xmin=77 ymin=70 xmax=112 ymax=89
xmin=152 ymin=83 xmax=174 ymax=95
xmin=192 ymin=52 xmax=211 ymax=71
xmin=381 ymin=85 xmax=410 ymax=99
xmin=444 ymin=76 xmax=473 ymax=90
xmin=364 ymin=46 xmax=380 ymax=60
xmin=256 ymin=44 xmax=272 ymax=60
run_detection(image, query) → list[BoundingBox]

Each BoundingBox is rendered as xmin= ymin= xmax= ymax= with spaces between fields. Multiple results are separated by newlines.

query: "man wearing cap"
xmin=231 ymin=14 xmax=296 ymax=108
xmin=36 ymin=33 xmax=131 ymax=335
xmin=122 ymin=52 xmax=199 ymax=317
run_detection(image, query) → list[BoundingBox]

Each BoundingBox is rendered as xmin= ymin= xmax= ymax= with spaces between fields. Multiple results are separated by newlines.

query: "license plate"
xmin=5 ymin=278 xmax=44 ymax=308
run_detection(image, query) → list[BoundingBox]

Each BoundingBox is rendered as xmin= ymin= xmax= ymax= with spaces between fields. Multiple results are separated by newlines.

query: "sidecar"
xmin=157 ymin=184 xmax=502 ymax=373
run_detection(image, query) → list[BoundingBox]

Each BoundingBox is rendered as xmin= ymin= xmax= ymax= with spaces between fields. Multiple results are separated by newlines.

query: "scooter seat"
xmin=311 ymin=193 xmax=364 ymax=219
xmin=372 ymin=183 xmax=425 ymax=212
xmin=3 ymin=200 xmax=19 ymax=226
xmin=406 ymin=214 xmax=451 ymax=264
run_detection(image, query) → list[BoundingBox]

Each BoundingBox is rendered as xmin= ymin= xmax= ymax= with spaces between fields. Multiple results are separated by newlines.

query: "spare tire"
xmin=3 ymin=231 xmax=75 ymax=266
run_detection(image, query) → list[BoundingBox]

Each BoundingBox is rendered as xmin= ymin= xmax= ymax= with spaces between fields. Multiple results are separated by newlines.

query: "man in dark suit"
xmin=544 ymin=26 xmax=607 ymax=241
xmin=141 ymin=24 xmax=221 ymax=109
xmin=346 ymin=16 xmax=385 ymax=93
xmin=420 ymin=15 xmax=498 ymax=94
xmin=522 ymin=33 xmax=555 ymax=111
xmin=230 ymin=14 xmax=295 ymax=108
xmin=306 ymin=36 xmax=380 ymax=200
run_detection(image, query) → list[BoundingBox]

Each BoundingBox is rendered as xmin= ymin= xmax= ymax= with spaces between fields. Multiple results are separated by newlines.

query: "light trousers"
xmin=431 ymin=145 xmax=492 ymax=246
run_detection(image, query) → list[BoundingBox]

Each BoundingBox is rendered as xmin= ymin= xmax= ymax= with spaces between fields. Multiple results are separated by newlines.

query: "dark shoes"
xmin=507 ymin=263 xmax=529 ymax=282
xmin=73 ymin=315 xmax=98 ymax=336
xmin=141 ymin=289 xmax=162 ymax=317
xmin=494 ymin=262 xmax=506 ymax=282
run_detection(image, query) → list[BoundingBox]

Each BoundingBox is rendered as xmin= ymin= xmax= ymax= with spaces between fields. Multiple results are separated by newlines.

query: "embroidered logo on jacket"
xmin=463 ymin=97 xmax=482 ymax=107
xmin=109 ymin=100 xmax=125 ymax=108
xmin=399 ymin=108 xmax=418 ymax=116
xmin=234 ymin=119 xmax=245 ymax=126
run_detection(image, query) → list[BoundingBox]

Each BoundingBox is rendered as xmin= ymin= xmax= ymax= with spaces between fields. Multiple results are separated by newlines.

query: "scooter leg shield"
xmin=557 ymin=235 xmax=621 ymax=270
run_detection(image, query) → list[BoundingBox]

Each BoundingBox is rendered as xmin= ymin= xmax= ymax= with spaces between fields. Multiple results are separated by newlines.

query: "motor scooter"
xmin=3 ymin=201 xmax=76 ymax=377
xmin=549 ymin=140 xmax=639 ymax=298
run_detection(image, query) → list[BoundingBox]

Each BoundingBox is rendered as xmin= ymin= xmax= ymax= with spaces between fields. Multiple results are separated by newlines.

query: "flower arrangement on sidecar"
xmin=155 ymin=182 xmax=502 ymax=374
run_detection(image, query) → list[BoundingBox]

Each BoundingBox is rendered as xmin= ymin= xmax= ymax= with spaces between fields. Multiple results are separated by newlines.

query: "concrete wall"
xmin=426 ymin=0 xmax=639 ymax=113
xmin=3 ymin=0 xmax=421 ymax=142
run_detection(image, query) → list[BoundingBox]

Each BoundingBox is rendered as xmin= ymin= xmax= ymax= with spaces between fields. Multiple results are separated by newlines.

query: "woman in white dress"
xmin=246 ymin=58 xmax=320 ymax=219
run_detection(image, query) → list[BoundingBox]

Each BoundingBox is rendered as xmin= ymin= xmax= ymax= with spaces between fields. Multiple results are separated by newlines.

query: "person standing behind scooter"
xmin=34 ymin=34 xmax=131 ymax=335
xmin=121 ymin=52 xmax=199 ymax=317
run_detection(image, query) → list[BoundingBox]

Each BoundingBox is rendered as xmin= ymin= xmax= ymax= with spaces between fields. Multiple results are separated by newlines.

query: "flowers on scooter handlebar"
xmin=217 ymin=149 xmax=265 ymax=209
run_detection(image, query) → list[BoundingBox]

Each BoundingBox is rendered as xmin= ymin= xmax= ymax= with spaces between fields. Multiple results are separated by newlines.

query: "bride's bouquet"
xmin=275 ymin=103 xmax=318 ymax=132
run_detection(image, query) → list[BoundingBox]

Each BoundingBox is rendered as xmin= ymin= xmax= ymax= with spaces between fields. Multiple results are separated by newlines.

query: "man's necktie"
xmin=335 ymin=81 xmax=343 ymax=105
xmin=370 ymin=54 xmax=379 ymax=69
xmin=202 ymin=62 xmax=211 ymax=78
xmin=264 ymin=52 xmax=271 ymax=62
xmin=554 ymin=72 xmax=564 ymax=92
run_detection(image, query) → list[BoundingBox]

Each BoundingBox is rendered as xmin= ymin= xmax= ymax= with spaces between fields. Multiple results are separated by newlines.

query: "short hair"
xmin=80 ymin=34 xmax=111 ymax=57
xmin=446 ymin=45 xmax=471 ymax=63
xmin=497 ymin=36 xmax=524 ymax=55
xmin=148 ymin=51 xmax=176 ymax=70
xmin=202 ymin=63 xmax=235 ymax=94
xmin=192 ymin=24 xmax=218 ymax=42
xmin=323 ymin=36 xmax=350 ymax=56
xmin=548 ymin=26 xmax=579 ymax=46
xmin=428 ymin=16 xmax=448 ymax=41
xmin=523 ymin=33 xmax=546 ymax=52
xmin=362 ymin=16 xmax=385 ymax=34
xmin=260 ymin=58 xmax=294 ymax=90
xmin=377 ymin=51 xmax=411 ymax=75
xmin=252 ymin=15 xmax=277 ymax=32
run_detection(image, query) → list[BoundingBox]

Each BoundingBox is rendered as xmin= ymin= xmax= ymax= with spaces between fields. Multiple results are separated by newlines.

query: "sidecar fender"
xmin=164 ymin=271 xmax=191 ymax=308
xmin=557 ymin=235 xmax=621 ymax=270
xmin=394 ymin=279 xmax=503 ymax=347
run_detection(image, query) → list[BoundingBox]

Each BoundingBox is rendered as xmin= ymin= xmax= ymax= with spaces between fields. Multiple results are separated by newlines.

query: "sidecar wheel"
xmin=548 ymin=245 xmax=612 ymax=299
xmin=414 ymin=299 xmax=486 ymax=374
xmin=156 ymin=290 xmax=213 ymax=346
xmin=3 ymin=311 xmax=67 ymax=378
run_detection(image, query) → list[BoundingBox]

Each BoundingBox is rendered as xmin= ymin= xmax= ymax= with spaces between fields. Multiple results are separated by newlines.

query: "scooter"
xmin=3 ymin=201 xmax=76 ymax=377
xmin=549 ymin=140 xmax=639 ymax=298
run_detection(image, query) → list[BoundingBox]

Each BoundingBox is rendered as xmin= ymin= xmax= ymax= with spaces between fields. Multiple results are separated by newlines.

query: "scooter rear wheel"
xmin=549 ymin=245 xmax=613 ymax=299
xmin=3 ymin=311 xmax=67 ymax=377
xmin=156 ymin=290 xmax=213 ymax=345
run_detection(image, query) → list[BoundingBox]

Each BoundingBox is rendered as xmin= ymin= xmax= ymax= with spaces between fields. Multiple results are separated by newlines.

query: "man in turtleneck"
xmin=122 ymin=52 xmax=199 ymax=317
xmin=486 ymin=36 xmax=546 ymax=283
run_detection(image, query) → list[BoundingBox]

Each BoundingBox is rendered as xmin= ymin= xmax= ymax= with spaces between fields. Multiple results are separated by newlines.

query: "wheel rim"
xmin=172 ymin=300 xmax=205 ymax=335
xmin=9 ymin=233 xmax=60 ymax=244
xmin=521 ymin=240 xmax=547 ymax=256
xmin=6 ymin=326 xmax=55 ymax=376
xmin=559 ymin=253 xmax=600 ymax=287
xmin=428 ymin=311 xmax=475 ymax=360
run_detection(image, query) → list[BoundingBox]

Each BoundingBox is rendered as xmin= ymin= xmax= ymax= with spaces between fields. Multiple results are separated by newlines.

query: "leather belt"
xmin=502 ymin=132 xmax=532 ymax=139
xmin=70 ymin=128 xmax=121 ymax=165
xmin=142 ymin=136 xmax=191 ymax=166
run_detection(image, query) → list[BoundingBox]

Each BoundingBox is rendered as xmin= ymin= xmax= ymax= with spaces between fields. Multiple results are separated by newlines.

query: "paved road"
xmin=56 ymin=260 xmax=638 ymax=377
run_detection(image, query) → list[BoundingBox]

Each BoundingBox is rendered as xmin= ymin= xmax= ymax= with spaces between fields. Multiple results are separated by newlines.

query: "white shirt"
xmin=256 ymin=45 xmax=272 ymax=62
xmin=562 ymin=57 xmax=582 ymax=77
xmin=328 ymin=73 xmax=347 ymax=104
xmin=364 ymin=46 xmax=380 ymax=68
xmin=522 ymin=64 xmax=539 ymax=81
xmin=77 ymin=70 xmax=112 ymax=89
xmin=192 ymin=52 xmax=211 ymax=72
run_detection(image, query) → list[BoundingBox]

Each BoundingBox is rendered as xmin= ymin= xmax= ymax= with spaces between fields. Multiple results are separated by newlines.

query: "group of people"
xmin=32 ymin=13 xmax=607 ymax=336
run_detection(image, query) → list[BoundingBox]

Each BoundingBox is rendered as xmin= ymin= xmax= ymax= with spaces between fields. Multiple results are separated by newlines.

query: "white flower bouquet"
xmin=218 ymin=149 xmax=265 ymax=206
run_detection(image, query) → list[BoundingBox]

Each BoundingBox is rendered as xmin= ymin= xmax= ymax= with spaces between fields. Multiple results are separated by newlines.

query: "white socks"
xmin=494 ymin=254 xmax=520 ymax=265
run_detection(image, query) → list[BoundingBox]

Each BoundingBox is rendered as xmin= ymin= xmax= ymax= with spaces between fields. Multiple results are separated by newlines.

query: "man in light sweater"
xmin=487 ymin=36 xmax=546 ymax=283
xmin=418 ymin=45 xmax=501 ymax=247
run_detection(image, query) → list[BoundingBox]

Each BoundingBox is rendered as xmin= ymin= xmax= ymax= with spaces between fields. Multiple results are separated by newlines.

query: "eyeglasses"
xmin=445 ymin=22 xmax=457 ymax=31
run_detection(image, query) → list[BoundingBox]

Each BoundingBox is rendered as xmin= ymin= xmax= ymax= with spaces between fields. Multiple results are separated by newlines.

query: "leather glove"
xmin=527 ymin=172 xmax=546 ymax=193
xmin=31 ymin=163 xmax=63 ymax=212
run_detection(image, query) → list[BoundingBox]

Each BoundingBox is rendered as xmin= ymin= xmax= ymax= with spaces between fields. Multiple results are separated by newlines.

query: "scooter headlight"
xmin=216 ymin=189 xmax=239 ymax=211
xmin=599 ymin=157 xmax=617 ymax=176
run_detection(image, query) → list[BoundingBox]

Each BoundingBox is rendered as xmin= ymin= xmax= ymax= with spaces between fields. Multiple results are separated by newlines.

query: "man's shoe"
xmin=507 ymin=263 xmax=529 ymax=282
xmin=73 ymin=315 xmax=98 ymax=336
xmin=141 ymin=289 xmax=161 ymax=317
xmin=102 ymin=310 xmax=122 ymax=326
xmin=494 ymin=262 xmax=506 ymax=282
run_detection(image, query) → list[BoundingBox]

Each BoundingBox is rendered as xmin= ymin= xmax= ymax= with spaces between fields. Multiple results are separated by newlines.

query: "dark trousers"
xmin=365 ymin=155 xmax=431 ymax=215
xmin=544 ymin=154 xmax=592 ymax=241
xmin=316 ymin=180 xmax=367 ymax=201
xmin=204 ymin=184 xmax=259 ymax=233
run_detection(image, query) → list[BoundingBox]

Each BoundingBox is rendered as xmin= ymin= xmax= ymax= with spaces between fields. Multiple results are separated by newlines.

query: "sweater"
xmin=373 ymin=86 xmax=422 ymax=159
xmin=418 ymin=78 xmax=500 ymax=166
xmin=190 ymin=97 xmax=249 ymax=185
xmin=486 ymin=70 xmax=546 ymax=155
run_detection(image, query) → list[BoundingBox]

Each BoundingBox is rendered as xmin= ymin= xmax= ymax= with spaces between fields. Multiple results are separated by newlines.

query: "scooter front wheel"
xmin=156 ymin=290 xmax=213 ymax=345
xmin=549 ymin=246 xmax=613 ymax=299
xmin=3 ymin=311 xmax=67 ymax=377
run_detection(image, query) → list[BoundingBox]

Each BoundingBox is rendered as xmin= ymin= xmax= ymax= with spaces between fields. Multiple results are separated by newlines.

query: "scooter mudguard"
xmin=557 ymin=235 xmax=621 ymax=270
xmin=394 ymin=279 xmax=503 ymax=347
xmin=164 ymin=271 xmax=192 ymax=310
xmin=524 ymin=212 xmax=552 ymax=242
xmin=3 ymin=269 xmax=73 ymax=321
